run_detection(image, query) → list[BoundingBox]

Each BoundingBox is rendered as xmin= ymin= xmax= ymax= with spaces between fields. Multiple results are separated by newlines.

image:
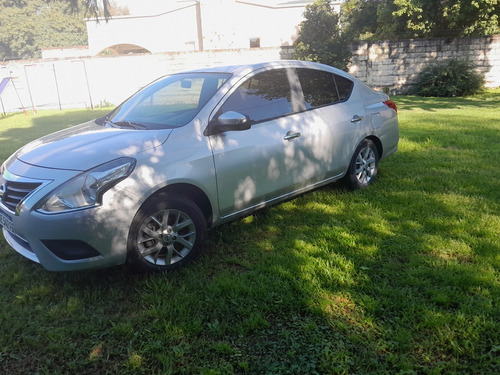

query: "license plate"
xmin=0 ymin=208 xmax=14 ymax=233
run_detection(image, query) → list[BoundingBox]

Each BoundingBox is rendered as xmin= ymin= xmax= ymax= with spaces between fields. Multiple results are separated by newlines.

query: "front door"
xmin=209 ymin=68 xmax=311 ymax=218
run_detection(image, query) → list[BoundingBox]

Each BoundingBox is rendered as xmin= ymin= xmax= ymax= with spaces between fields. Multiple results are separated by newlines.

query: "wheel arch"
xmin=143 ymin=183 xmax=214 ymax=228
xmin=365 ymin=135 xmax=383 ymax=158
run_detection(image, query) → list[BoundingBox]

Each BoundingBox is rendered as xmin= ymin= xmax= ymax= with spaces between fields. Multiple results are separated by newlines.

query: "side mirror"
xmin=204 ymin=111 xmax=251 ymax=136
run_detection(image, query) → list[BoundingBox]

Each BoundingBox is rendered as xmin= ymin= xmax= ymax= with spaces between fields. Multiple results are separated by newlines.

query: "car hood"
xmin=15 ymin=121 xmax=171 ymax=171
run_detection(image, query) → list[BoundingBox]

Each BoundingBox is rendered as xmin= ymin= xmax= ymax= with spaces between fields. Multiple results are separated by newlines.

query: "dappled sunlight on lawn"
xmin=0 ymin=97 xmax=499 ymax=373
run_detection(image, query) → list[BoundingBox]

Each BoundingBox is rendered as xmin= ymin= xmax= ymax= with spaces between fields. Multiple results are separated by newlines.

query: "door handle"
xmin=351 ymin=115 xmax=363 ymax=123
xmin=284 ymin=131 xmax=301 ymax=141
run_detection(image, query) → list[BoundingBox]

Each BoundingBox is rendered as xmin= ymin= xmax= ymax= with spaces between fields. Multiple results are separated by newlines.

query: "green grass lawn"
xmin=1 ymin=91 xmax=499 ymax=374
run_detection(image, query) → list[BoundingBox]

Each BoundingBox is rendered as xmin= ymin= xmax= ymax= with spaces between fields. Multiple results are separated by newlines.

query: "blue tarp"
xmin=0 ymin=77 xmax=11 ymax=96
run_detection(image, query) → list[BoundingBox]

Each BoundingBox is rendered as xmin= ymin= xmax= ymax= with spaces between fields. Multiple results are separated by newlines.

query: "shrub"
xmin=411 ymin=59 xmax=484 ymax=97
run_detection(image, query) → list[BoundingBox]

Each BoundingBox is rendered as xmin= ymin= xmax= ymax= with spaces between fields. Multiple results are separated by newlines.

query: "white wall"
xmin=84 ymin=0 xmax=341 ymax=55
xmin=86 ymin=5 xmax=200 ymax=55
xmin=0 ymin=48 xmax=286 ymax=114
xmin=200 ymin=0 xmax=306 ymax=49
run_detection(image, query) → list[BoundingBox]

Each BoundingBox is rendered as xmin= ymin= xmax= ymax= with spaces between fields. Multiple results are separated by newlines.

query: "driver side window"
xmin=221 ymin=69 xmax=293 ymax=123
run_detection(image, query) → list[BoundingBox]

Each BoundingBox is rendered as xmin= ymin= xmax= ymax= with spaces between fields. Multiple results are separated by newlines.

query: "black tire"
xmin=343 ymin=139 xmax=379 ymax=190
xmin=127 ymin=195 xmax=207 ymax=273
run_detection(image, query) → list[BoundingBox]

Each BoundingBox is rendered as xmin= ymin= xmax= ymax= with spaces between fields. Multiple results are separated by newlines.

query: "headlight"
xmin=38 ymin=157 xmax=136 ymax=213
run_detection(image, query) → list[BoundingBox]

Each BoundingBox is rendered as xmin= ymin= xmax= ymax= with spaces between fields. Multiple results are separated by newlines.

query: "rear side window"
xmin=297 ymin=69 xmax=339 ymax=109
xmin=334 ymin=74 xmax=354 ymax=101
xmin=221 ymin=69 xmax=292 ymax=123
xmin=297 ymin=68 xmax=354 ymax=109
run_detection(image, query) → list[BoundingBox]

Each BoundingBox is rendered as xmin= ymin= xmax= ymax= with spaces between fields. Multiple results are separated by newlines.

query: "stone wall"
xmin=348 ymin=35 xmax=500 ymax=93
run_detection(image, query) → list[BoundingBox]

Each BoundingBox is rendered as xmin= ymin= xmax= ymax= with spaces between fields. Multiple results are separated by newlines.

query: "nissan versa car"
xmin=0 ymin=61 xmax=398 ymax=273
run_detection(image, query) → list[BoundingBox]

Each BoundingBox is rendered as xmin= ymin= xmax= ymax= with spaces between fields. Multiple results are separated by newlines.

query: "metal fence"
xmin=0 ymin=60 xmax=94 ymax=115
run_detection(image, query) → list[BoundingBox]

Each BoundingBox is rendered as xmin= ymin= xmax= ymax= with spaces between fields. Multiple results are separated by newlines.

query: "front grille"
xmin=1 ymin=180 xmax=42 ymax=212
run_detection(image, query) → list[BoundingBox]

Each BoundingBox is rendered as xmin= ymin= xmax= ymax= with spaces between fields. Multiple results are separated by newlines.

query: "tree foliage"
xmin=66 ymin=0 xmax=125 ymax=20
xmin=294 ymin=0 xmax=352 ymax=71
xmin=0 ymin=0 xmax=126 ymax=60
xmin=341 ymin=0 xmax=500 ymax=40
xmin=0 ymin=0 xmax=89 ymax=59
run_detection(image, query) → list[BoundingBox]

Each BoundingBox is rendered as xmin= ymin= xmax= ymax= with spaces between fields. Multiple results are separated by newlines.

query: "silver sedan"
xmin=0 ymin=60 xmax=399 ymax=273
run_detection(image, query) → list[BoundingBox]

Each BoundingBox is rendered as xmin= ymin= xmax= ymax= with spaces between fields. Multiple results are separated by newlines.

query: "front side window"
xmin=107 ymin=73 xmax=229 ymax=129
xmin=220 ymin=69 xmax=292 ymax=123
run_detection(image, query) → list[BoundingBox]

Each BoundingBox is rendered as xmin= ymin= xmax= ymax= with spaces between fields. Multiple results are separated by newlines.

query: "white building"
xmin=52 ymin=0 xmax=343 ymax=57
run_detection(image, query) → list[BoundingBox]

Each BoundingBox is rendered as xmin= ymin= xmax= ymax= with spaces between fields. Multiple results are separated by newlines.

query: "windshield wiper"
xmin=106 ymin=120 xmax=147 ymax=130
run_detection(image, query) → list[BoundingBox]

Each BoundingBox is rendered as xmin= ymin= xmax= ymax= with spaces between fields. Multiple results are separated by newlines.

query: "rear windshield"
xmin=105 ymin=73 xmax=230 ymax=129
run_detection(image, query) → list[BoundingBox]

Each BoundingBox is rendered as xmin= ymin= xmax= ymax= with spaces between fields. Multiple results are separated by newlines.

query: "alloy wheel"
xmin=355 ymin=147 xmax=376 ymax=184
xmin=137 ymin=209 xmax=196 ymax=266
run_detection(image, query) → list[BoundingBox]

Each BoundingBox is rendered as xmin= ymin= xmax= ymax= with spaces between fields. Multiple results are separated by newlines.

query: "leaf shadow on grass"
xmin=1 ymin=102 xmax=499 ymax=374
xmin=3 ymin=169 xmax=498 ymax=375
xmin=207 ymin=168 xmax=499 ymax=373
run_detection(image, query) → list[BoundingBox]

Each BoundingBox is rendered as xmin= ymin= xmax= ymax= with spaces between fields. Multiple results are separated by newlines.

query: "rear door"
xmin=294 ymin=68 xmax=366 ymax=179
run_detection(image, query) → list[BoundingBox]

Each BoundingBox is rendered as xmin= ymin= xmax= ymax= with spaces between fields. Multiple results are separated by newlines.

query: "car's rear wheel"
xmin=127 ymin=196 xmax=207 ymax=273
xmin=343 ymin=139 xmax=379 ymax=190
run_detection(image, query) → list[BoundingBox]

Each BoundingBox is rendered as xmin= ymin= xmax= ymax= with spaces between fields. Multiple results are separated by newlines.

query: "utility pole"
xmin=195 ymin=1 xmax=204 ymax=51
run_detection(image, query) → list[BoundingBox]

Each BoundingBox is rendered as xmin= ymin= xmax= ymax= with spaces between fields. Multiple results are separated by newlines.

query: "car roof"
xmin=188 ymin=60 xmax=349 ymax=78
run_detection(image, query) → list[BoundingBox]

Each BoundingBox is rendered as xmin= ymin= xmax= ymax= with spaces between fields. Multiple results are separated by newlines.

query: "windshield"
xmin=106 ymin=73 xmax=231 ymax=129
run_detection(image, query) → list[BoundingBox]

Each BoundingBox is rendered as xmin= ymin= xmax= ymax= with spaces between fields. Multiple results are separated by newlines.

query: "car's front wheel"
xmin=127 ymin=195 xmax=207 ymax=273
xmin=343 ymin=139 xmax=379 ymax=190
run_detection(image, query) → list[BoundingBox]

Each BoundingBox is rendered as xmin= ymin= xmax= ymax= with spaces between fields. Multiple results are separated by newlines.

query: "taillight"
xmin=384 ymin=100 xmax=397 ymax=114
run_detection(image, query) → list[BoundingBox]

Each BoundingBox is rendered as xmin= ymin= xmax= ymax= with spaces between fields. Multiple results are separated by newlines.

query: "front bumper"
xmin=1 ymin=161 xmax=138 ymax=271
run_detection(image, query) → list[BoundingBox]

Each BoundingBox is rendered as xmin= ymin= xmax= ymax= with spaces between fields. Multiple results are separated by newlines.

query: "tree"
xmin=0 ymin=0 xmax=88 ymax=59
xmin=341 ymin=0 xmax=500 ymax=40
xmin=391 ymin=0 xmax=500 ymax=37
xmin=340 ymin=0 xmax=385 ymax=40
xmin=294 ymin=0 xmax=352 ymax=71
xmin=0 ymin=0 xmax=126 ymax=60
xmin=65 ymin=0 xmax=126 ymax=20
